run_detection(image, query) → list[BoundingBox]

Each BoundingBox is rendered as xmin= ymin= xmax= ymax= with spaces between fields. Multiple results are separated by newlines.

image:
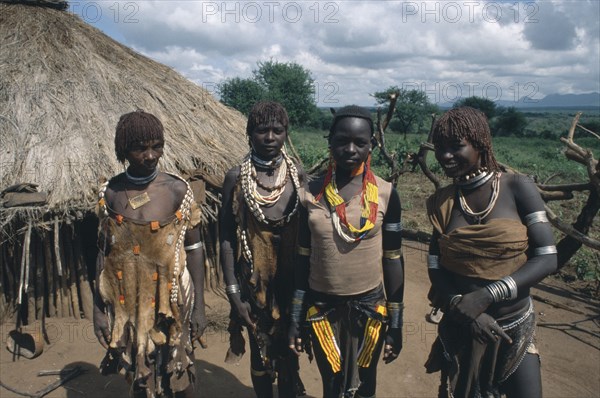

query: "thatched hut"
xmin=0 ymin=1 xmax=248 ymax=325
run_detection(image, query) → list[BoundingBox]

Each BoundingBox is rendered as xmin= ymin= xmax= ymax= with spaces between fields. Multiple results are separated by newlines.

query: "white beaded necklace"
xmin=457 ymin=172 xmax=501 ymax=224
xmin=238 ymin=149 xmax=301 ymax=270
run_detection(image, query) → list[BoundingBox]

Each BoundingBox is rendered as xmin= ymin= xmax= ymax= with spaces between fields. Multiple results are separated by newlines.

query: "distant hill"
xmin=498 ymin=92 xmax=599 ymax=109
xmin=438 ymin=92 xmax=600 ymax=110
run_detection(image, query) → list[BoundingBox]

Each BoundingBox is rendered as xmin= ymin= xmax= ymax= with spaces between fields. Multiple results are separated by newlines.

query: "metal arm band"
xmin=534 ymin=245 xmax=557 ymax=256
xmin=383 ymin=249 xmax=402 ymax=259
xmin=486 ymin=276 xmax=518 ymax=302
xmin=383 ymin=222 xmax=402 ymax=232
xmin=427 ymin=254 xmax=440 ymax=269
xmin=524 ymin=211 xmax=549 ymax=227
xmin=290 ymin=289 xmax=306 ymax=324
xmin=386 ymin=302 xmax=404 ymax=329
xmin=225 ymin=284 xmax=241 ymax=295
xmin=297 ymin=246 xmax=311 ymax=256
xmin=184 ymin=241 xmax=203 ymax=251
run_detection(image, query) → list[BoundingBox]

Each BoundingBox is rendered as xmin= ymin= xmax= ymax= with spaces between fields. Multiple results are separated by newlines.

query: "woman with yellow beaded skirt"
xmin=288 ymin=105 xmax=405 ymax=398
xmin=425 ymin=107 xmax=557 ymax=398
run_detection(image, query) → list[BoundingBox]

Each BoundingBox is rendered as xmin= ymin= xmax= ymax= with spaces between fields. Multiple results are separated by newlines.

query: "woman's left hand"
xmin=190 ymin=305 xmax=208 ymax=343
xmin=451 ymin=288 xmax=493 ymax=325
xmin=383 ymin=327 xmax=402 ymax=364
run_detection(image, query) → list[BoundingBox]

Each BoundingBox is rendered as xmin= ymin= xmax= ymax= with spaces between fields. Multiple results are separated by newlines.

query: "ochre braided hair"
xmin=246 ymin=101 xmax=289 ymax=140
xmin=432 ymin=106 xmax=500 ymax=172
xmin=114 ymin=110 xmax=164 ymax=163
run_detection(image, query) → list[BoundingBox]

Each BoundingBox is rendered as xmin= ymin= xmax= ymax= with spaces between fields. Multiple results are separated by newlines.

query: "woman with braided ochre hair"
xmin=288 ymin=105 xmax=405 ymax=398
xmin=93 ymin=110 xmax=207 ymax=397
xmin=425 ymin=107 xmax=557 ymax=397
xmin=220 ymin=101 xmax=305 ymax=397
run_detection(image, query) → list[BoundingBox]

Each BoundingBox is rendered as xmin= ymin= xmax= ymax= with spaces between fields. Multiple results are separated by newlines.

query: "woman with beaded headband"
xmin=220 ymin=101 xmax=305 ymax=398
xmin=93 ymin=110 xmax=207 ymax=397
xmin=288 ymin=105 xmax=405 ymax=398
xmin=425 ymin=107 xmax=557 ymax=397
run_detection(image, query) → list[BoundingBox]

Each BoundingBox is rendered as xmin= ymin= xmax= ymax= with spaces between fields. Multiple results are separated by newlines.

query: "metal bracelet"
xmin=486 ymin=278 xmax=517 ymax=303
xmin=184 ymin=241 xmax=203 ymax=251
xmin=501 ymin=276 xmax=518 ymax=300
xmin=524 ymin=211 xmax=549 ymax=227
xmin=386 ymin=302 xmax=404 ymax=329
xmin=383 ymin=222 xmax=402 ymax=232
xmin=534 ymin=245 xmax=557 ymax=256
xmin=383 ymin=249 xmax=402 ymax=260
xmin=486 ymin=281 xmax=505 ymax=302
xmin=225 ymin=284 xmax=241 ymax=295
xmin=297 ymin=246 xmax=311 ymax=256
xmin=448 ymin=294 xmax=463 ymax=310
xmin=290 ymin=289 xmax=306 ymax=324
xmin=427 ymin=254 xmax=440 ymax=269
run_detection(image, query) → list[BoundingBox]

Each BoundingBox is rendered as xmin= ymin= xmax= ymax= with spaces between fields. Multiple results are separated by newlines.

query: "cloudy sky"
xmin=70 ymin=0 xmax=600 ymax=106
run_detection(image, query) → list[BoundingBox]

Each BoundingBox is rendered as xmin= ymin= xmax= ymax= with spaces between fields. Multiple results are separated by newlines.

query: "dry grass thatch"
xmin=0 ymin=3 xmax=248 ymax=218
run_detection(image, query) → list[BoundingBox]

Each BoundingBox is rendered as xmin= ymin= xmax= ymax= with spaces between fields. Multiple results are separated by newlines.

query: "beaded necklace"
xmin=238 ymin=149 xmax=301 ymax=270
xmin=457 ymin=172 xmax=501 ymax=224
xmin=454 ymin=167 xmax=492 ymax=190
xmin=315 ymin=155 xmax=379 ymax=243
xmin=125 ymin=168 xmax=158 ymax=185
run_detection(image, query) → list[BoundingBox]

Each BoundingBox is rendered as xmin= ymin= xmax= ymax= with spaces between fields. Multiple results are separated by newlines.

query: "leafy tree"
xmin=218 ymin=60 xmax=319 ymax=126
xmin=253 ymin=60 xmax=319 ymax=126
xmin=453 ymin=96 xmax=497 ymax=119
xmin=218 ymin=77 xmax=266 ymax=115
xmin=493 ymin=106 xmax=528 ymax=136
xmin=373 ymin=87 xmax=438 ymax=138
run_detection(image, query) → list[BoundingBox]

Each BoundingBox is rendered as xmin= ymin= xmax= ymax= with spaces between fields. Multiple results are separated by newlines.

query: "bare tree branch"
xmin=415 ymin=114 xmax=440 ymax=190
xmin=546 ymin=205 xmax=600 ymax=252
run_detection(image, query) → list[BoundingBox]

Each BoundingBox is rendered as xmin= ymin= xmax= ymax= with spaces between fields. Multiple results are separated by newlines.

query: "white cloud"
xmin=81 ymin=0 xmax=600 ymax=106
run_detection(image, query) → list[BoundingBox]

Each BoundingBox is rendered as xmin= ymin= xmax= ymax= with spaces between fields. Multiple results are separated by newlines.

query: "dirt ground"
xmin=0 ymin=240 xmax=598 ymax=398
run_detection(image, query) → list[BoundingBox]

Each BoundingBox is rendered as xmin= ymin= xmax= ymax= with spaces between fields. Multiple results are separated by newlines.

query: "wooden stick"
xmin=73 ymin=224 xmax=93 ymax=319
xmin=53 ymin=217 xmax=63 ymax=277
xmin=0 ymin=244 xmax=6 ymax=320
xmin=567 ymin=112 xmax=582 ymax=142
xmin=531 ymin=294 xmax=585 ymax=315
xmin=0 ymin=366 xmax=83 ymax=398
xmin=576 ymin=123 xmax=600 ymax=140
xmin=62 ymin=226 xmax=81 ymax=319
xmin=545 ymin=205 xmax=600 ymax=251
xmin=17 ymin=222 xmax=31 ymax=306
xmin=55 ymin=219 xmax=70 ymax=317
xmin=43 ymin=235 xmax=56 ymax=317
xmin=34 ymin=231 xmax=44 ymax=320
xmin=537 ymin=182 xmax=591 ymax=192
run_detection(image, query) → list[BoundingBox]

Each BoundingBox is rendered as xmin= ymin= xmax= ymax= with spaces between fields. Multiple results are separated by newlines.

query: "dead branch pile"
xmin=375 ymin=94 xmax=599 ymax=268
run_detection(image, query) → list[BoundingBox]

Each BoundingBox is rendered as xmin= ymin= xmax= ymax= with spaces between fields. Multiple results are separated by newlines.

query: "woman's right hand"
xmin=93 ymin=304 xmax=110 ymax=349
xmin=229 ymin=294 xmax=256 ymax=331
xmin=451 ymin=288 xmax=493 ymax=325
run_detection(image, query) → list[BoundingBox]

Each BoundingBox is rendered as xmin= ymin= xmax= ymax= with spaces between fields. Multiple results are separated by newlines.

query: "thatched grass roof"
xmin=0 ymin=3 xmax=248 ymax=215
